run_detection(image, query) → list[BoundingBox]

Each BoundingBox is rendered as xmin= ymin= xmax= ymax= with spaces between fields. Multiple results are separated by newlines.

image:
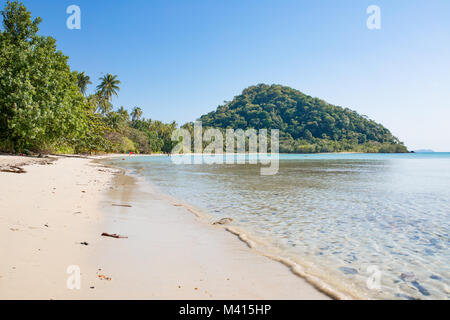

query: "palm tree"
xmin=95 ymin=74 xmax=120 ymax=114
xmin=77 ymin=72 xmax=92 ymax=96
xmin=86 ymin=93 xmax=99 ymax=112
xmin=96 ymin=74 xmax=121 ymax=102
xmin=117 ymin=106 xmax=130 ymax=122
xmin=117 ymin=106 xmax=127 ymax=115
xmin=131 ymin=107 xmax=143 ymax=122
xmin=94 ymin=91 xmax=112 ymax=114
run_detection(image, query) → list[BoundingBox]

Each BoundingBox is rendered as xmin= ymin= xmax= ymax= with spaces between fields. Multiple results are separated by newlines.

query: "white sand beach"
xmin=0 ymin=155 xmax=329 ymax=300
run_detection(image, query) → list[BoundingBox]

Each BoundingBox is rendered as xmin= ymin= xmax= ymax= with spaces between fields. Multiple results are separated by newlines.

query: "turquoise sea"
xmin=109 ymin=153 xmax=450 ymax=300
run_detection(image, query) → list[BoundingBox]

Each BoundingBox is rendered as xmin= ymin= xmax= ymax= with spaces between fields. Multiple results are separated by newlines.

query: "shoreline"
xmin=110 ymin=162 xmax=351 ymax=300
xmin=110 ymin=152 xmax=450 ymax=300
xmin=0 ymin=155 xmax=331 ymax=299
xmin=96 ymin=159 xmax=333 ymax=299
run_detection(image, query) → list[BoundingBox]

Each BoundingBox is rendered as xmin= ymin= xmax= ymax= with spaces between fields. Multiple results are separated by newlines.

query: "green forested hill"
xmin=200 ymin=84 xmax=408 ymax=153
xmin=0 ymin=2 xmax=408 ymax=155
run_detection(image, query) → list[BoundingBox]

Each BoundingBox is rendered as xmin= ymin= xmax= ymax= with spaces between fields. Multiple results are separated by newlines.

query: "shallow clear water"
xmin=109 ymin=153 xmax=450 ymax=300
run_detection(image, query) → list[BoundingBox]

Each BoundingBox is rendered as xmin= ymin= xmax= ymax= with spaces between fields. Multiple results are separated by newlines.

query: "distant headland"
xmin=198 ymin=84 xmax=408 ymax=154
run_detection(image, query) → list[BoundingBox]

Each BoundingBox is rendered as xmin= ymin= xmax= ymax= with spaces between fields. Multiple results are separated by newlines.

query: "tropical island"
xmin=0 ymin=1 xmax=407 ymax=156
xmin=2 ymin=0 xmax=449 ymax=304
xmin=199 ymin=84 xmax=408 ymax=153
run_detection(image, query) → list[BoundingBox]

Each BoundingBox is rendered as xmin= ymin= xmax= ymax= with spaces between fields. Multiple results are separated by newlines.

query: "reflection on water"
xmin=108 ymin=153 xmax=450 ymax=300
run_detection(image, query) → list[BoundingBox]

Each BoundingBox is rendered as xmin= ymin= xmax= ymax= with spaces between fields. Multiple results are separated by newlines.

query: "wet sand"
xmin=0 ymin=155 xmax=330 ymax=299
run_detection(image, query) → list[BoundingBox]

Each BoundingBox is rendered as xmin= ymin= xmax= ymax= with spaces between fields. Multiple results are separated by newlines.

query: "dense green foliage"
xmin=0 ymin=1 xmax=408 ymax=155
xmin=0 ymin=1 xmax=177 ymax=155
xmin=0 ymin=0 xmax=86 ymax=152
xmin=200 ymin=84 xmax=408 ymax=153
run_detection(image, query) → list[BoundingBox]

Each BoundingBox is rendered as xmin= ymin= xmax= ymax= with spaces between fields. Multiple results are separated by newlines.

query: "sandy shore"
xmin=0 ymin=155 xmax=330 ymax=300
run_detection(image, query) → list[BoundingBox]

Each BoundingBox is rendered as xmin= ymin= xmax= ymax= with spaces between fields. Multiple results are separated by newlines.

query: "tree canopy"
xmin=200 ymin=84 xmax=408 ymax=153
xmin=77 ymin=72 xmax=92 ymax=96
xmin=0 ymin=0 xmax=178 ymax=155
xmin=0 ymin=0 xmax=86 ymax=152
xmin=0 ymin=1 xmax=409 ymax=155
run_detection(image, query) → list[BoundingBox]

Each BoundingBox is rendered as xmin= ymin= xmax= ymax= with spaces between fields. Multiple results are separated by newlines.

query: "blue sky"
xmin=4 ymin=0 xmax=450 ymax=151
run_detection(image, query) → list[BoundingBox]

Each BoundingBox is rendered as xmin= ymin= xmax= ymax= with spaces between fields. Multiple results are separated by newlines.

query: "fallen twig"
xmin=101 ymin=232 xmax=128 ymax=239
xmin=0 ymin=165 xmax=26 ymax=174
xmin=112 ymin=204 xmax=132 ymax=208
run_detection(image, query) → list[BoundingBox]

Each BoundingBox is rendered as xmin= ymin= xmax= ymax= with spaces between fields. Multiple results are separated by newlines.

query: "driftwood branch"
xmin=101 ymin=232 xmax=128 ymax=239
xmin=0 ymin=165 xmax=26 ymax=174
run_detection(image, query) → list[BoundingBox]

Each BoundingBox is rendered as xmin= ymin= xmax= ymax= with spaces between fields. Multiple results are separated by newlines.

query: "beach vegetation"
xmin=0 ymin=1 xmax=408 ymax=155
xmin=0 ymin=1 xmax=178 ymax=155
xmin=200 ymin=84 xmax=408 ymax=153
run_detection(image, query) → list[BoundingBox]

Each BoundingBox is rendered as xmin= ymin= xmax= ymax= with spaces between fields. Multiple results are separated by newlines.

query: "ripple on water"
xmin=111 ymin=155 xmax=450 ymax=300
